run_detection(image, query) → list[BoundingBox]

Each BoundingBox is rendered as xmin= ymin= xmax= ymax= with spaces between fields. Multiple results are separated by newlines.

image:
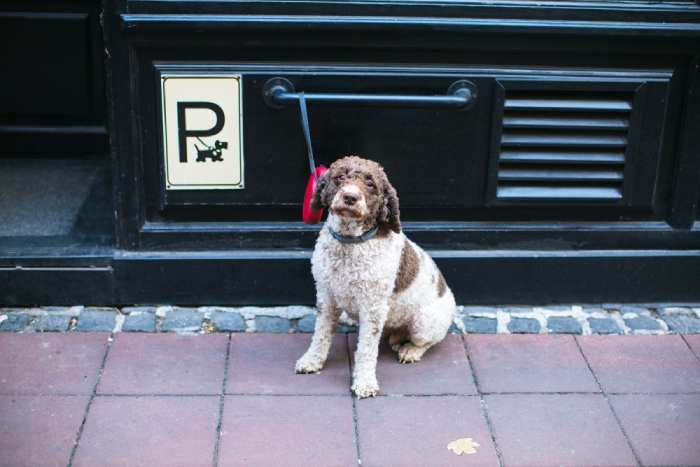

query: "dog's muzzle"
xmin=332 ymin=184 xmax=366 ymax=217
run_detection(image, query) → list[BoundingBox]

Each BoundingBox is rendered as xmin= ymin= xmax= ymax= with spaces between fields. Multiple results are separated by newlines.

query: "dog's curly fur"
xmin=296 ymin=156 xmax=456 ymax=398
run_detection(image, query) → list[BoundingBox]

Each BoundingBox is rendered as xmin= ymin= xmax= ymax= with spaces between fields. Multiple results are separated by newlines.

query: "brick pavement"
xmin=1 ymin=332 xmax=699 ymax=466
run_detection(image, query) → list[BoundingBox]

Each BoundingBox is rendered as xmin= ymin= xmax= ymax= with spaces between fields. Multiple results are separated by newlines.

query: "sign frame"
xmin=160 ymin=72 xmax=245 ymax=191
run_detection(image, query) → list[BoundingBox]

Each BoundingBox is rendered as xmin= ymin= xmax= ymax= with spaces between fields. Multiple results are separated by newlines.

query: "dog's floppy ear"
xmin=310 ymin=169 xmax=330 ymax=211
xmin=380 ymin=179 xmax=401 ymax=233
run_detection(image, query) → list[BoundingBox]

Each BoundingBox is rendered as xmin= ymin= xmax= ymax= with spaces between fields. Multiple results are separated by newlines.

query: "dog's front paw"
xmin=352 ymin=378 xmax=380 ymax=398
xmin=295 ymin=354 xmax=324 ymax=374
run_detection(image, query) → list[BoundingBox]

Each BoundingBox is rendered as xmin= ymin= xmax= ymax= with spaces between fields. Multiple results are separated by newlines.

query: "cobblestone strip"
xmin=1 ymin=304 xmax=698 ymax=335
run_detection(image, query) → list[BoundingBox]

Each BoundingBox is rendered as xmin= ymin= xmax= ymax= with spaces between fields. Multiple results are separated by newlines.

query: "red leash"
xmin=298 ymin=93 xmax=328 ymax=224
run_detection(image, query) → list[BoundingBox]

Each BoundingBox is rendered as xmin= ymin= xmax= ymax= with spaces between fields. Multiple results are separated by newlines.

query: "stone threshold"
xmin=1 ymin=304 xmax=700 ymax=335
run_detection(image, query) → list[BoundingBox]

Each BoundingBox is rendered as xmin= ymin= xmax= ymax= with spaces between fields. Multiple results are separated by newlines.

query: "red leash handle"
xmin=303 ymin=165 xmax=328 ymax=224
xmin=297 ymin=92 xmax=328 ymax=224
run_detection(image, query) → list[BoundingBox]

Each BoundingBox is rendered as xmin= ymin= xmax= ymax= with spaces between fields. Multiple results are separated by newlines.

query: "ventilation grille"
xmin=496 ymin=89 xmax=633 ymax=202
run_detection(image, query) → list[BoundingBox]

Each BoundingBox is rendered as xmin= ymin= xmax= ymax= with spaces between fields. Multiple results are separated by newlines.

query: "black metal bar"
xmin=262 ymin=77 xmax=477 ymax=110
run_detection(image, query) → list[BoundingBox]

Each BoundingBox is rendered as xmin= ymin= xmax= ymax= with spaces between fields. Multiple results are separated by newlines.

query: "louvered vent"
xmin=496 ymin=89 xmax=633 ymax=201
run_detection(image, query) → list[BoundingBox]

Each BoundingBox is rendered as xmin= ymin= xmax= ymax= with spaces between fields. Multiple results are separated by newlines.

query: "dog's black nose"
xmin=343 ymin=193 xmax=359 ymax=206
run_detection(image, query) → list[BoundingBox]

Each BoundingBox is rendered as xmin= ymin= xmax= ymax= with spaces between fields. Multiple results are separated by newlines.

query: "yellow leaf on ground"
xmin=447 ymin=437 xmax=480 ymax=455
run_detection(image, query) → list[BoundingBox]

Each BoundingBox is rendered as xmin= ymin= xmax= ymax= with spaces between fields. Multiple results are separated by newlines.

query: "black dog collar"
xmin=328 ymin=225 xmax=380 ymax=244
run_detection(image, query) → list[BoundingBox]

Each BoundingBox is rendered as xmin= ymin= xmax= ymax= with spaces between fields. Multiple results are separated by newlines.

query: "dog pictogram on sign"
xmin=161 ymin=75 xmax=244 ymax=190
xmin=194 ymin=137 xmax=228 ymax=162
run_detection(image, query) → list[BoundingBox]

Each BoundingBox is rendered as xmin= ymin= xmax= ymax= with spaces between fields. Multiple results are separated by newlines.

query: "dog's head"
xmin=311 ymin=155 xmax=400 ymax=233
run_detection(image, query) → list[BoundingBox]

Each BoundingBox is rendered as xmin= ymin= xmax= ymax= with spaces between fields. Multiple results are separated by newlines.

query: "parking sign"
xmin=161 ymin=74 xmax=244 ymax=190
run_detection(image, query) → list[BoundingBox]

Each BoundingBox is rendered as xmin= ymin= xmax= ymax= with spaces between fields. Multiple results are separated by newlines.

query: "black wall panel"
xmin=0 ymin=1 xmax=107 ymax=155
xmin=1 ymin=14 xmax=91 ymax=118
xmin=2 ymin=0 xmax=700 ymax=305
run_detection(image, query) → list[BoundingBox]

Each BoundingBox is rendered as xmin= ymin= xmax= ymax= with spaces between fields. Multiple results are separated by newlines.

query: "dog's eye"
xmin=334 ymin=174 xmax=345 ymax=183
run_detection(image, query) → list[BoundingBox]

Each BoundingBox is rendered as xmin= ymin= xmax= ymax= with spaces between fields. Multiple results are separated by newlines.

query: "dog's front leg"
xmin=295 ymin=294 xmax=339 ymax=374
xmin=352 ymin=302 xmax=388 ymax=398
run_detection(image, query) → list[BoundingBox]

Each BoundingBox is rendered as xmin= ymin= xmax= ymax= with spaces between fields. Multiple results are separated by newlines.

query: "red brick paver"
xmin=485 ymin=394 xmax=637 ymax=467
xmin=98 ymin=333 xmax=228 ymax=394
xmin=227 ymin=334 xmax=351 ymax=395
xmin=611 ymin=394 xmax=700 ymax=466
xmin=219 ymin=396 xmax=356 ymax=467
xmin=466 ymin=334 xmax=599 ymax=393
xmin=356 ymin=396 xmax=499 ymax=466
xmin=72 ymin=396 xmax=219 ymax=467
xmin=350 ymin=334 xmax=477 ymax=395
xmin=0 ymin=333 xmax=108 ymax=394
xmin=0 ymin=395 xmax=89 ymax=467
xmin=577 ymin=335 xmax=700 ymax=393
xmin=683 ymin=334 xmax=700 ymax=359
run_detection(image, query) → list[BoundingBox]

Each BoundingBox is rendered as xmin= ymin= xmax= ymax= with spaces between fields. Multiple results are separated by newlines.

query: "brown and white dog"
xmin=295 ymin=155 xmax=456 ymax=398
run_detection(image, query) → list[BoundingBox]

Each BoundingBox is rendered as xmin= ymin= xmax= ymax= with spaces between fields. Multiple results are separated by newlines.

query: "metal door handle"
xmin=263 ymin=77 xmax=477 ymax=110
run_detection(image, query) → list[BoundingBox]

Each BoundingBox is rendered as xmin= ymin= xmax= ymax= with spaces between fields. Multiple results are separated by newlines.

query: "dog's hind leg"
xmin=399 ymin=294 xmax=455 ymax=364
xmin=296 ymin=294 xmax=340 ymax=374
xmin=398 ymin=327 xmax=443 ymax=363
xmin=388 ymin=327 xmax=409 ymax=352
xmin=398 ymin=342 xmax=431 ymax=364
